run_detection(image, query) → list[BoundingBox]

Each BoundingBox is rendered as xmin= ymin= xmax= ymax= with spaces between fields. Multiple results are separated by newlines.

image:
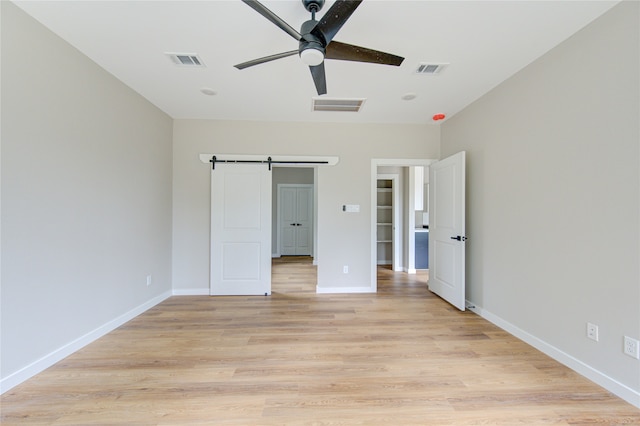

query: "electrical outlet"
xmin=146 ymin=275 xmax=152 ymax=287
xmin=586 ymin=323 xmax=599 ymax=342
xmin=624 ymin=336 xmax=640 ymax=359
xmin=343 ymin=265 xmax=349 ymax=274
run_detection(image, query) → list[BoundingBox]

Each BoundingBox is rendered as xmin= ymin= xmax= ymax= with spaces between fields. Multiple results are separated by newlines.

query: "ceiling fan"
xmin=234 ymin=0 xmax=404 ymax=95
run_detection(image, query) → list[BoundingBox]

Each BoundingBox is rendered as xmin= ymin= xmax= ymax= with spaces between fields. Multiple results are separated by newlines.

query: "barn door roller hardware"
xmin=210 ymin=155 xmax=329 ymax=171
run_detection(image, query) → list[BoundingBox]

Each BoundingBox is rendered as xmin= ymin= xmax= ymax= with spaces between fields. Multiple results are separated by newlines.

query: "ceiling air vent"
xmin=165 ymin=53 xmax=205 ymax=67
xmin=312 ymin=98 xmax=366 ymax=112
xmin=415 ymin=63 xmax=448 ymax=75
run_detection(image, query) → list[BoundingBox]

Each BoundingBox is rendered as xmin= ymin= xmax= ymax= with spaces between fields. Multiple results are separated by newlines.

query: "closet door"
xmin=279 ymin=185 xmax=313 ymax=256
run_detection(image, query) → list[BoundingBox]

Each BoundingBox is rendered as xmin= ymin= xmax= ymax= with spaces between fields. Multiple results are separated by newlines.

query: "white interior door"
xmin=279 ymin=185 xmax=312 ymax=256
xmin=428 ymin=151 xmax=466 ymax=310
xmin=211 ymin=164 xmax=271 ymax=295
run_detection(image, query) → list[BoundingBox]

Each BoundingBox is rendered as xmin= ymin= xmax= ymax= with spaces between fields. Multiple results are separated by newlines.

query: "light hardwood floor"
xmin=2 ymin=257 xmax=639 ymax=425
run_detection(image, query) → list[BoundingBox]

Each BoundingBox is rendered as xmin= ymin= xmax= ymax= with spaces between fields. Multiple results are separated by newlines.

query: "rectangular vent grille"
xmin=415 ymin=63 xmax=448 ymax=74
xmin=312 ymin=98 xmax=365 ymax=112
xmin=166 ymin=53 xmax=205 ymax=67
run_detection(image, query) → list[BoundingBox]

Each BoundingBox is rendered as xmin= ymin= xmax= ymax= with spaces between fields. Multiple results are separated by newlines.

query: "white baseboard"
xmin=272 ymin=253 xmax=280 ymax=258
xmin=172 ymin=288 xmax=210 ymax=296
xmin=466 ymin=300 xmax=640 ymax=409
xmin=0 ymin=291 xmax=172 ymax=395
xmin=316 ymin=285 xmax=375 ymax=294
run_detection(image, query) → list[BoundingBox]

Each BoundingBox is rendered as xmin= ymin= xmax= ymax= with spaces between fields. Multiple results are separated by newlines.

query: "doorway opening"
xmin=272 ymin=167 xmax=317 ymax=294
xmin=370 ymin=159 xmax=435 ymax=292
xmin=376 ymin=173 xmax=401 ymax=272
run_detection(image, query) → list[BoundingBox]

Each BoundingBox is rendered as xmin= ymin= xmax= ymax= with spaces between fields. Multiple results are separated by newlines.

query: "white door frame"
xmin=370 ymin=159 xmax=435 ymax=292
xmin=276 ymin=184 xmax=314 ymax=257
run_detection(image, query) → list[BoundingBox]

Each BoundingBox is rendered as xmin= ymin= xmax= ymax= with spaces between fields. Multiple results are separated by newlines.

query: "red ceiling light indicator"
xmin=432 ymin=113 xmax=446 ymax=121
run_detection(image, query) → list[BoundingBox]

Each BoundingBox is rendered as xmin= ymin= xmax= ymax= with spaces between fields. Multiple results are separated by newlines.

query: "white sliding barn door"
xmin=428 ymin=151 xmax=466 ymax=310
xmin=210 ymin=164 xmax=272 ymax=296
xmin=279 ymin=185 xmax=313 ymax=256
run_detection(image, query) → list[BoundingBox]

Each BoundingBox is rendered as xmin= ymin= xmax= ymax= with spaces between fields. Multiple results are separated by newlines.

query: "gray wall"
xmin=171 ymin=120 xmax=439 ymax=293
xmin=441 ymin=2 xmax=639 ymax=394
xmin=1 ymin=2 xmax=173 ymax=385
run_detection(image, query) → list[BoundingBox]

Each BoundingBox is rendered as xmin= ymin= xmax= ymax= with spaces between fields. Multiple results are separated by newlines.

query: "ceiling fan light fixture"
xmin=300 ymin=48 xmax=324 ymax=66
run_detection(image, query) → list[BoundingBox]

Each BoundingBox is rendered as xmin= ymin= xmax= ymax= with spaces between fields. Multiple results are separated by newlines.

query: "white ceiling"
xmin=15 ymin=0 xmax=618 ymax=124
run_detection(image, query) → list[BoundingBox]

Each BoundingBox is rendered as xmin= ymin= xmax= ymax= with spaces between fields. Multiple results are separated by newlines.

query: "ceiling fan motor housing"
xmin=299 ymin=19 xmax=325 ymax=60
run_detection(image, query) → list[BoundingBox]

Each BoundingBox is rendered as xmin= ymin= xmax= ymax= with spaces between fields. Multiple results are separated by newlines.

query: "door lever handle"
xmin=451 ymin=235 xmax=467 ymax=241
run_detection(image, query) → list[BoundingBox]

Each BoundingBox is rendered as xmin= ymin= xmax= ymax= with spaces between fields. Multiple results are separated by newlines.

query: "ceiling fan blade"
xmin=312 ymin=0 xmax=362 ymax=44
xmin=309 ymin=63 xmax=327 ymax=95
xmin=241 ymin=0 xmax=301 ymax=41
xmin=326 ymin=41 xmax=404 ymax=66
xmin=234 ymin=50 xmax=299 ymax=70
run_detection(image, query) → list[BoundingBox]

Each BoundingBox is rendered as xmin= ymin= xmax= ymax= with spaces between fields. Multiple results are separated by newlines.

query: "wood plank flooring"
xmin=2 ymin=257 xmax=639 ymax=425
